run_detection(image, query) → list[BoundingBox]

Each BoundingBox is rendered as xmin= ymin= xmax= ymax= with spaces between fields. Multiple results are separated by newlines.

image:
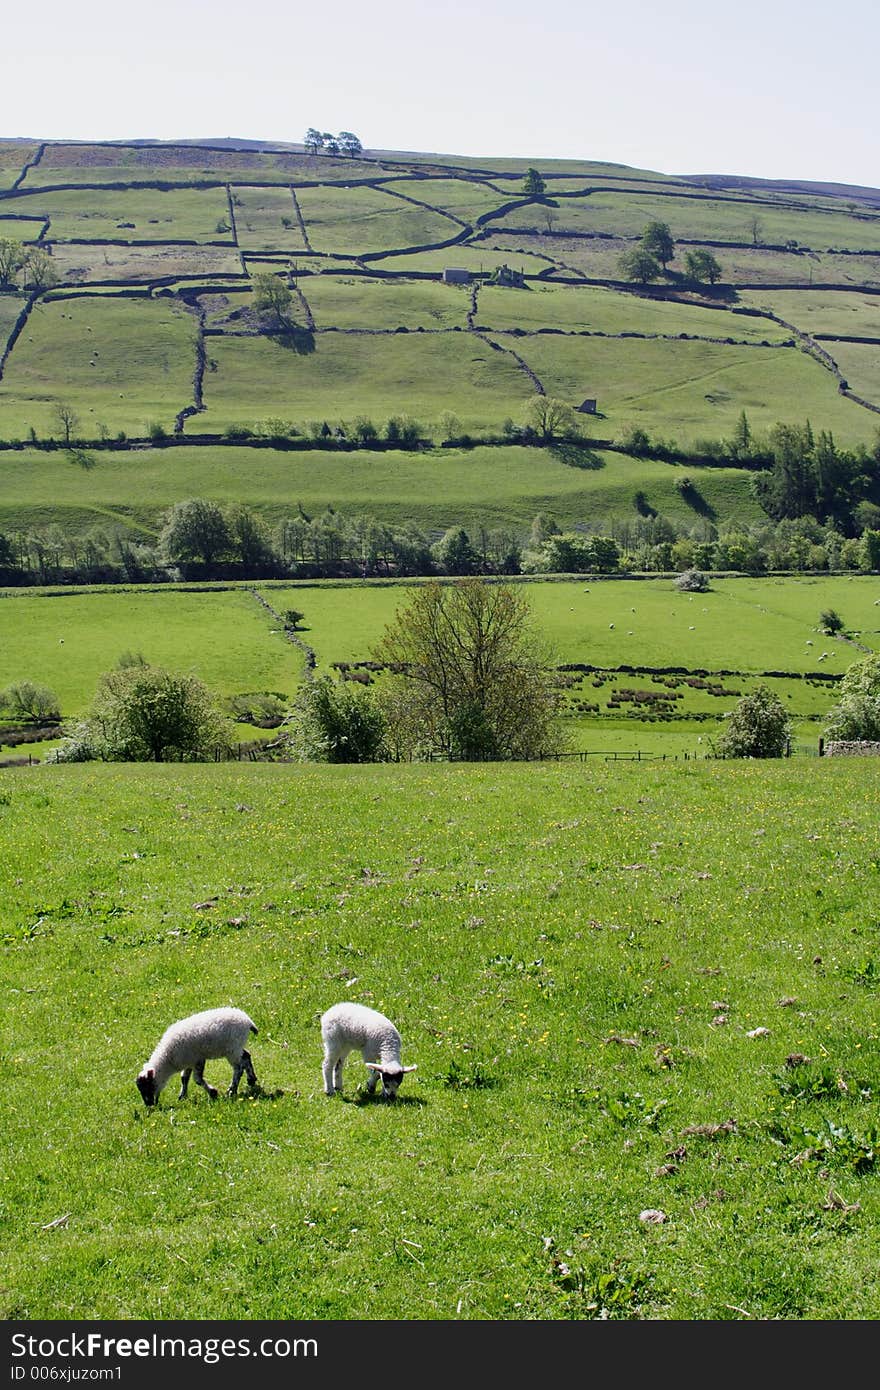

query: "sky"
xmin=4 ymin=0 xmax=878 ymax=189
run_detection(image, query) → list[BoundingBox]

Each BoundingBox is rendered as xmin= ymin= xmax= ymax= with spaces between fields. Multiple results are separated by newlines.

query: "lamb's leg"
xmin=333 ymin=1058 xmax=344 ymax=1092
xmin=228 ymin=1056 xmax=244 ymax=1096
xmin=178 ymin=1068 xmax=191 ymax=1099
xmin=242 ymin=1049 xmax=258 ymax=1089
xmin=194 ymin=1060 xmax=219 ymax=1100
xmin=322 ymin=1053 xmax=337 ymax=1095
xmin=364 ymin=1056 xmax=378 ymax=1095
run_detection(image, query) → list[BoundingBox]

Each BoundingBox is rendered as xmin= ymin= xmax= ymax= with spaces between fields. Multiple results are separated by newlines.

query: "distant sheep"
xmin=321 ymin=1002 xmax=416 ymax=1099
xmin=136 ymin=1006 xmax=259 ymax=1106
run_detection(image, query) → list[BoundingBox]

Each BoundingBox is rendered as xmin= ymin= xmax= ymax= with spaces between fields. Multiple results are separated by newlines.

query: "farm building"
xmin=442 ymin=267 xmax=472 ymax=284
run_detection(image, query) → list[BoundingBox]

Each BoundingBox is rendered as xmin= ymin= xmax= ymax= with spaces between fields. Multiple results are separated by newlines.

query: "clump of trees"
xmin=618 ymin=220 xmax=676 ymax=284
xmin=715 ymin=683 xmax=791 ymax=758
xmin=522 ymin=168 xmax=546 ymax=196
xmin=303 ymin=129 xmax=363 ymax=157
xmin=0 ymin=238 xmax=60 ymax=291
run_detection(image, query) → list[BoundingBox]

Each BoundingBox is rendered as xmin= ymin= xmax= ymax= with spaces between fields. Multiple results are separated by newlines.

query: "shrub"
xmin=715 ymin=683 xmax=791 ymax=759
xmin=674 ymin=569 xmax=710 ymax=592
xmin=1 ymin=681 xmax=61 ymax=722
xmin=824 ymin=653 xmax=880 ymax=742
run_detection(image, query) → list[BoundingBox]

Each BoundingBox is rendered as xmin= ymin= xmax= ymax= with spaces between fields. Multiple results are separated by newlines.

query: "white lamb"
xmin=136 ymin=1006 xmax=259 ymax=1106
xmin=321 ymin=1002 xmax=416 ymax=1099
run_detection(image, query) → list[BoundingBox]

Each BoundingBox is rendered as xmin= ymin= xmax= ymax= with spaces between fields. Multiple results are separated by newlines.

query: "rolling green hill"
xmin=0 ymin=137 xmax=878 ymax=579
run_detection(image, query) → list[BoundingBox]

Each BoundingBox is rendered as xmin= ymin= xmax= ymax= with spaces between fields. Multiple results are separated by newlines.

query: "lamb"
xmin=136 ymin=1006 xmax=259 ymax=1106
xmin=320 ymin=1002 xmax=416 ymax=1099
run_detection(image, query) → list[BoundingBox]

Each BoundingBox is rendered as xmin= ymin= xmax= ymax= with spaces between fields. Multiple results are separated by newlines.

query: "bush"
xmin=56 ymin=664 xmax=230 ymax=762
xmin=674 ymin=569 xmax=710 ymax=592
xmin=819 ymin=608 xmax=844 ymax=635
xmin=285 ymin=676 xmax=386 ymax=763
xmin=715 ymin=684 xmax=791 ymax=759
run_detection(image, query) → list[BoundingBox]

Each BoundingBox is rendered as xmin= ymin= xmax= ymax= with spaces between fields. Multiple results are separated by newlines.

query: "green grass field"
xmin=501 ymin=332 xmax=879 ymax=446
xmin=827 ymin=341 xmax=880 ymax=403
xmin=192 ymin=331 xmax=534 ymax=435
xmin=739 ymin=289 xmax=880 ymax=338
xmin=20 ymin=143 xmax=379 ymax=187
xmin=0 ymin=291 xmax=25 ymax=350
xmin=0 ymin=587 xmax=302 ymax=715
xmin=1 ymin=758 xmax=879 ymax=1319
xmin=48 ymin=242 xmax=244 ymax=284
xmin=231 ymin=186 xmax=309 ymax=253
xmin=475 ymin=282 xmax=789 ymax=341
xmin=4 ymin=187 xmax=234 ymax=243
xmin=492 ymin=192 xmax=880 ymax=253
xmin=295 ymin=185 xmax=460 ymax=256
xmin=303 ymin=276 xmax=470 ymax=330
xmin=0 ymin=442 xmax=762 ymax=540
xmin=0 ymin=296 xmax=197 ymax=438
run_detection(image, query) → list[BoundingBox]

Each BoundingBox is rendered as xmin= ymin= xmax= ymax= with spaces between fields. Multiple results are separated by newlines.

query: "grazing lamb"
xmin=321 ymin=1002 xmax=416 ymax=1099
xmin=136 ymin=1006 xmax=259 ymax=1107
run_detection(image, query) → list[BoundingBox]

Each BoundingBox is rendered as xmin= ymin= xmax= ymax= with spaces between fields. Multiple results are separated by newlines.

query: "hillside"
xmin=1 ymin=137 xmax=880 ymax=573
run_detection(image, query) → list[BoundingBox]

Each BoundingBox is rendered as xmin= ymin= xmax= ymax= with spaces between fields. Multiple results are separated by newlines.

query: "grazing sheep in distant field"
xmin=136 ymin=1007 xmax=258 ymax=1106
xmin=321 ymin=1002 xmax=416 ymax=1099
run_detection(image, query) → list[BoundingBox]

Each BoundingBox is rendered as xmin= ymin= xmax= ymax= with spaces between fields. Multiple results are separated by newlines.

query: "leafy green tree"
xmin=159 ymin=498 xmax=231 ymax=569
xmin=337 ymin=131 xmax=363 ymax=157
xmin=21 ymin=247 xmax=59 ymax=291
xmin=433 ymin=526 xmax=480 ymax=575
xmin=304 ymin=128 xmax=322 ymax=154
xmin=819 ymin=608 xmax=844 ymax=634
xmin=60 ymin=665 xmax=230 ymax=762
xmin=824 ymin=653 xmax=880 ymax=742
xmin=374 ymin=579 xmax=563 ymax=761
xmin=716 ymin=683 xmax=791 ymax=758
xmin=522 ymin=167 xmax=546 ymax=196
xmin=252 ymin=272 xmax=293 ymax=327
xmin=684 ymin=248 xmax=723 ymax=284
xmin=0 ymin=237 xmax=24 ymax=288
xmin=641 ymin=220 xmax=675 ymax=267
xmin=226 ymin=504 xmax=278 ymax=571
xmin=860 ymin=529 xmax=880 ymax=571
xmin=0 ymin=680 xmax=60 ymax=722
xmin=286 ymin=675 xmax=386 ymax=762
xmin=617 ymin=248 xmax=662 ymax=284
xmin=523 ymin=394 xmax=576 ymax=441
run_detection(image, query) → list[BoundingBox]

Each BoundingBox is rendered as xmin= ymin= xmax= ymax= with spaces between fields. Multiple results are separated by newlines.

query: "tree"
xmin=824 ymin=654 xmax=880 ymax=742
xmin=523 ymin=394 xmax=576 ymax=441
xmin=285 ymin=675 xmax=386 ymax=762
xmin=522 ymin=167 xmax=546 ymax=196
xmin=748 ymin=215 xmax=763 ymax=246
xmin=252 ymin=271 xmax=293 ymax=327
xmin=304 ymin=128 xmax=323 ymax=154
xmin=819 ymin=608 xmax=844 ymax=634
xmin=322 ymin=133 xmax=340 ymax=156
xmin=617 ymin=248 xmax=662 ymax=284
xmin=58 ymin=664 xmax=230 ymax=762
xmin=21 ymin=247 xmax=59 ymax=291
xmin=715 ymin=683 xmax=791 ymax=758
xmin=1 ymin=680 xmax=60 ymax=722
xmin=641 ymin=220 xmax=675 ymax=268
xmin=53 ymin=401 xmax=79 ymax=445
xmin=0 ymin=237 xmax=24 ymax=288
xmin=433 ymin=526 xmax=480 ymax=575
xmin=684 ymin=248 xmax=723 ymax=284
xmin=284 ymin=608 xmax=305 ymax=630
xmin=159 ymin=498 xmax=231 ymax=569
xmin=337 ymin=131 xmax=363 ymax=158
xmin=373 ymin=579 xmax=564 ymax=761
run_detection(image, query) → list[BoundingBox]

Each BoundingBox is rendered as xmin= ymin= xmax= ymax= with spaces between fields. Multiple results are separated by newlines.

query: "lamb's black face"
xmin=379 ymin=1067 xmax=404 ymax=1099
xmin=136 ymin=1070 xmax=158 ymax=1106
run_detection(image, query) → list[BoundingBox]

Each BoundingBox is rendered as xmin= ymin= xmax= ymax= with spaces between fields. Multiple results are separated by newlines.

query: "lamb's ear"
xmin=402 ymin=1064 xmax=417 ymax=1073
xmin=364 ymin=1062 xmax=382 ymax=1071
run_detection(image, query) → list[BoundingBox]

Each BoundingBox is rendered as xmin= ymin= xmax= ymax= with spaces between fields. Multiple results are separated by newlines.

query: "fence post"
xmin=818 ymin=736 xmax=824 ymax=758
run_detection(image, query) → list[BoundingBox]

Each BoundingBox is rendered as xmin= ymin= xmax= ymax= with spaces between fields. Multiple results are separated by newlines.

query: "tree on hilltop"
xmin=337 ymin=131 xmax=363 ymax=157
xmin=304 ymin=128 xmax=323 ymax=154
xmin=523 ymin=167 xmax=546 ymax=196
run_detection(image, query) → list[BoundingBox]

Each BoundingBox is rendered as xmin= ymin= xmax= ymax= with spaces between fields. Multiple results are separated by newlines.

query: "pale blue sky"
xmin=4 ymin=0 xmax=877 ymax=189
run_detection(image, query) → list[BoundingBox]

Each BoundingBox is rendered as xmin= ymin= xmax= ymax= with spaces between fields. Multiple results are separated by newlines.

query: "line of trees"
xmin=303 ymin=129 xmax=363 ymax=158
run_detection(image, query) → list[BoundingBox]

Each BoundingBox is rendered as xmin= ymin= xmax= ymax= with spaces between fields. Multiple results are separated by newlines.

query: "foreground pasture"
xmin=1 ymin=760 xmax=878 ymax=1319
